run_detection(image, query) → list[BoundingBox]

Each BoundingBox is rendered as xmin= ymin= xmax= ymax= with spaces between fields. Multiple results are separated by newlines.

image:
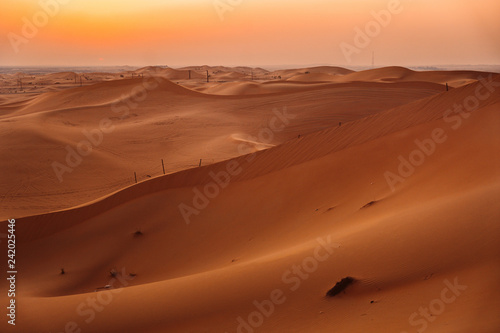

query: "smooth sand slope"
xmin=0 ymin=68 xmax=498 ymax=332
xmin=0 ymin=69 xmax=453 ymax=219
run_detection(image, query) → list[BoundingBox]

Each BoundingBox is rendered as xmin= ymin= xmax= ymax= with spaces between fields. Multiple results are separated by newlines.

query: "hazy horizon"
xmin=2 ymin=0 xmax=499 ymax=67
xmin=1 ymin=64 xmax=500 ymax=74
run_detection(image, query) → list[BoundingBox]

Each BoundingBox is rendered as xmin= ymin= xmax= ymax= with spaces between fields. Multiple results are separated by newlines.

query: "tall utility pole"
xmin=206 ymin=70 xmax=209 ymax=83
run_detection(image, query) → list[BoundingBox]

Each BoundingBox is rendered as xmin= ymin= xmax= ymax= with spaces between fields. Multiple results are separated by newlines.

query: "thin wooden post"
xmin=206 ymin=70 xmax=209 ymax=83
xmin=446 ymin=83 xmax=449 ymax=91
xmin=199 ymin=159 xmax=202 ymax=167
xmin=161 ymin=159 xmax=165 ymax=174
xmin=134 ymin=172 xmax=137 ymax=183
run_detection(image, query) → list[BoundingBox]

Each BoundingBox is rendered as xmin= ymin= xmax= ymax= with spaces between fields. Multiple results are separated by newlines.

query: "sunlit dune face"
xmin=1 ymin=0 xmax=499 ymax=66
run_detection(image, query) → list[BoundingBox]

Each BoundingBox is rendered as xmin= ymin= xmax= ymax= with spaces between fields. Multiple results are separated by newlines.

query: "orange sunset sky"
xmin=1 ymin=0 xmax=499 ymax=67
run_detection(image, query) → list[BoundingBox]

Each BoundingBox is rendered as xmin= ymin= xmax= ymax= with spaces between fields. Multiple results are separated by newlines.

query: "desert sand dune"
xmin=193 ymin=80 xmax=331 ymax=95
xmin=190 ymin=66 xmax=493 ymax=95
xmin=215 ymin=71 xmax=248 ymax=80
xmin=134 ymin=65 xmax=271 ymax=82
xmin=333 ymin=66 xmax=493 ymax=88
xmin=2 ymin=72 xmax=499 ymax=333
xmin=135 ymin=66 xmax=206 ymax=80
xmin=180 ymin=65 xmax=269 ymax=76
xmin=286 ymin=72 xmax=341 ymax=82
xmin=174 ymin=65 xmax=269 ymax=82
xmin=2 ymin=0 xmax=499 ymax=329
xmin=268 ymin=66 xmax=354 ymax=80
xmin=0 ymin=74 xmax=448 ymax=219
xmin=279 ymin=66 xmax=494 ymax=89
xmin=195 ymin=77 xmax=448 ymax=96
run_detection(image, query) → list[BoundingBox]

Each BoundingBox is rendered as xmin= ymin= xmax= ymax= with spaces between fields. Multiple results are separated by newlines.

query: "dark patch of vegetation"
xmin=326 ymin=277 xmax=356 ymax=297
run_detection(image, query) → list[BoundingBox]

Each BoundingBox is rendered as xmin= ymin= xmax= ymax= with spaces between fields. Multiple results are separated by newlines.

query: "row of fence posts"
xmin=132 ymin=159 xmax=203 ymax=184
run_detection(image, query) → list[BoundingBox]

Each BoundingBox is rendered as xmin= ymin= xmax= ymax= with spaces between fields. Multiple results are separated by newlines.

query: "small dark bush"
xmin=326 ymin=277 xmax=356 ymax=297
